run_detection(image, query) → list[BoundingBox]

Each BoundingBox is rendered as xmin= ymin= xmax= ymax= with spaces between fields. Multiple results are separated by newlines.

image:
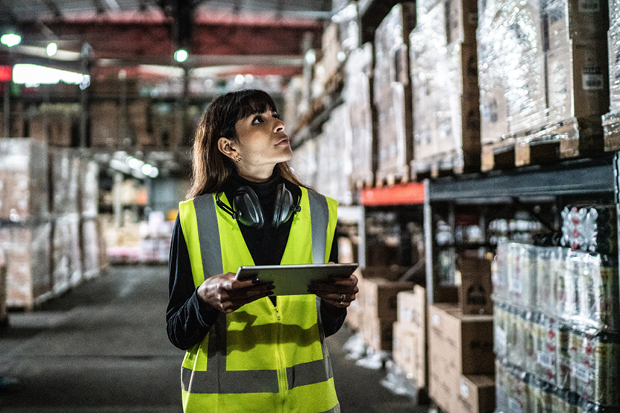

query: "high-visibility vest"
xmin=178 ymin=186 xmax=340 ymax=413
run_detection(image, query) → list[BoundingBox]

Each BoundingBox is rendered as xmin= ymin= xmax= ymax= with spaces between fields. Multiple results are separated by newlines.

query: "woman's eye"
xmin=272 ymin=112 xmax=280 ymax=119
xmin=252 ymin=115 xmax=263 ymax=124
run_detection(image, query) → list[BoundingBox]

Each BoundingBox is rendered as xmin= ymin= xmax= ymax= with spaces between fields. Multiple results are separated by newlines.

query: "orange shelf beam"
xmin=360 ymin=182 xmax=425 ymax=206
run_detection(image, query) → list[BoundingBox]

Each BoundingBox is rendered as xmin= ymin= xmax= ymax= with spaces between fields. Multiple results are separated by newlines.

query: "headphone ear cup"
xmin=233 ymin=187 xmax=264 ymax=228
xmin=272 ymin=184 xmax=295 ymax=228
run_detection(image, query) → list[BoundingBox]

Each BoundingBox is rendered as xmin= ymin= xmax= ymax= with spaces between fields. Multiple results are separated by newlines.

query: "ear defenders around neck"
xmin=215 ymin=183 xmax=301 ymax=229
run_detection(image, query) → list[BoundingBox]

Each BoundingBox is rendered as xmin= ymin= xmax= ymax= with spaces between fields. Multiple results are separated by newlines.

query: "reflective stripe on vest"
xmin=178 ymin=187 xmax=339 ymax=404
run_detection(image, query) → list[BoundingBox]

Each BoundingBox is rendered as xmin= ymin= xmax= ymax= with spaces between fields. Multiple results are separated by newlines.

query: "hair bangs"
xmin=235 ymin=90 xmax=278 ymax=122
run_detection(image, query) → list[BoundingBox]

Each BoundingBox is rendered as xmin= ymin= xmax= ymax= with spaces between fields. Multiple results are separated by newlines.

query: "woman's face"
xmin=220 ymin=108 xmax=293 ymax=181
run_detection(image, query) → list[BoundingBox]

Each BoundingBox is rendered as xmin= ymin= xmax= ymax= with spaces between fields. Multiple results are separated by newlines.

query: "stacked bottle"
xmin=493 ymin=230 xmax=619 ymax=412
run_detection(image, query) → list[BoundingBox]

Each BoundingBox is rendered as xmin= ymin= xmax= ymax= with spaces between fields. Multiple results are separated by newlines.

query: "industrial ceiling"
xmin=0 ymin=0 xmax=332 ymax=79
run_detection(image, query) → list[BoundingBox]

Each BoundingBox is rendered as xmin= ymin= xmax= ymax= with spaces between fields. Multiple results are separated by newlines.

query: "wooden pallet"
xmin=374 ymin=172 xmax=409 ymax=188
xmin=411 ymin=150 xmax=480 ymax=180
xmin=515 ymin=117 xmax=604 ymax=167
xmin=481 ymin=137 xmax=517 ymax=172
xmin=603 ymin=109 xmax=620 ymax=152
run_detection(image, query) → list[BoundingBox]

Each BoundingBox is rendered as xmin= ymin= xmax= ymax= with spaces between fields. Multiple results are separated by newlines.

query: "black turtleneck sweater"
xmin=166 ymin=171 xmax=345 ymax=350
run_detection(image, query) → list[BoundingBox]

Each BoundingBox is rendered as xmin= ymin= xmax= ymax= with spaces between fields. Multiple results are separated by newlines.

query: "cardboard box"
xmin=428 ymin=303 xmax=495 ymax=375
xmin=429 ymin=354 xmax=460 ymax=413
xmin=397 ymin=285 xmax=426 ymax=328
xmin=363 ymin=278 xmax=414 ymax=321
xmin=546 ymin=0 xmax=608 ymax=51
xmin=546 ymin=38 xmax=609 ymax=125
xmin=0 ymin=223 xmax=52 ymax=310
xmin=458 ymin=257 xmax=493 ymax=315
xmin=446 ymin=0 xmax=478 ymax=45
xmin=455 ymin=374 xmax=496 ymax=413
xmin=393 ymin=318 xmax=426 ymax=387
xmin=362 ymin=313 xmax=395 ymax=352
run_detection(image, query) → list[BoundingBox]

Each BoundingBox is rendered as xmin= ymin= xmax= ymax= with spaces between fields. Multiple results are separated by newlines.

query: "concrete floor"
xmin=0 ymin=266 xmax=427 ymax=413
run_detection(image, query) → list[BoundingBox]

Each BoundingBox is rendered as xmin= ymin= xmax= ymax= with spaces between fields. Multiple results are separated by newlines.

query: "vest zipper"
xmin=274 ymin=303 xmax=287 ymax=412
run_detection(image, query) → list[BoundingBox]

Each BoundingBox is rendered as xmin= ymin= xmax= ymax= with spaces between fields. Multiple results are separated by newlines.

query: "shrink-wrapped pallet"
xmin=81 ymin=218 xmax=100 ymax=280
xmin=603 ymin=0 xmax=620 ymax=150
xmin=290 ymin=138 xmax=317 ymax=189
xmin=373 ymin=3 xmax=415 ymax=184
xmin=52 ymin=214 xmax=82 ymax=294
xmin=0 ymin=138 xmax=49 ymax=222
xmin=321 ymin=104 xmax=353 ymax=205
xmin=50 ymin=147 xmax=80 ymax=215
xmin=344 ymin=43 xmax=374 ymax=188
xmin=79 ymin=159 xmax=99 ymax=219
xmin=90 ymin=101 xmax=119 ymax=148
xmin=0 ymin=223 xmax=52 ymax=310
xmin=410 ymin=0 xmax=480 ymax=174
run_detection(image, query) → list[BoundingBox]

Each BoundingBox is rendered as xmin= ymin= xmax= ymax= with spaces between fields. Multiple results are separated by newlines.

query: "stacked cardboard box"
xmin=539 ymin=0 xmax=609 ymax=160
xmin=602 ymin=0 xmax=620 ymax=150
xmin=0 ymin=139 xmax=51 ymax=310
xmin=360 ymin=275 xmax=414 ymax=352
xmin=373 ymin=3 xmax=415 ymax=184
xmin=289 ymin=137 xmax=317 ymax=188
xmin=428 ymin=303 xmax=495 ymax=413
xmin=79 ymin=159 xmax=100 ymax=280
xmin=410 ymin=0 xmax=481 ymax=174
xmin=0 ymin=248 xmax=6 ymax=325
xmin=477 ymin=0 xmax=546 ymax=142
xmin=392 ymin=285 xmax=427 ymax=387
xmin=90 ymin=102 xmax=120 ymax=148
xmin=344 ymin=43 xmax=374 ymax=188
xmin=129 ymin=99 xmax=157 ymax=147
xmin=315 ymin=105 xmax=353 ymax=205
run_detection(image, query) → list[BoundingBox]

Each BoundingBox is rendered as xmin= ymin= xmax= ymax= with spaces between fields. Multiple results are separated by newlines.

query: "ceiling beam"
xmin=42 ymin=0 xmax=62 ymax=18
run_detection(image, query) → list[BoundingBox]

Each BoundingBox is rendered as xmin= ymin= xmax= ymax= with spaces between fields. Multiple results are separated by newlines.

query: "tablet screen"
xmin=235 ymin=263 xmax=358 ymax=296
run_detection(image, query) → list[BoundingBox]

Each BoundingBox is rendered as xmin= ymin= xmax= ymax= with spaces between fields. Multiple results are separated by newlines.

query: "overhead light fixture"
xmin=12 ymin=64 xmax=90 ymax=87
xmin=1 ymin=33 xmax=21 ymax=48
xmin=46 ymin=42 xmax=58 ymax=56
xmin=174 ymin=49 xmax=188 ymax=63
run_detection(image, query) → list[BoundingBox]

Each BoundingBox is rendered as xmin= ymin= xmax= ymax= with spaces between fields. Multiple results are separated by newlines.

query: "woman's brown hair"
xmin=186 ymin=89 xmax=305 ymax=199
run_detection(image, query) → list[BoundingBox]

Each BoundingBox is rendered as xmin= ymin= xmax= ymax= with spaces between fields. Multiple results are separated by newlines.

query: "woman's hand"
xmin=310 ymin=267 xmax=359 ymax=309
xmin=197 ymin=273 xmax=274 ymax=313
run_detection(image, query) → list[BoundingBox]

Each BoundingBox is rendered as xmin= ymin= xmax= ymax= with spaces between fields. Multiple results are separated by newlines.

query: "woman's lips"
xmin=276 ymin=136 xmax=290 ymax=146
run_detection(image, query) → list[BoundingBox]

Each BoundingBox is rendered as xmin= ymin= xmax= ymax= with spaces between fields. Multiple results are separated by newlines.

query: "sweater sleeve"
xmin=166 ymin=215 xmax=220 ymax=350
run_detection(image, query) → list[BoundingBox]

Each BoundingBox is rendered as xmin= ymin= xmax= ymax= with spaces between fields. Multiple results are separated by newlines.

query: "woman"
xmin=166 ymin=89 xmax=359 ymax=412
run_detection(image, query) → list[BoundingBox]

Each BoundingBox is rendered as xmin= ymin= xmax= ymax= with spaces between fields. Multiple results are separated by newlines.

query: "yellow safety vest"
xmin=178 ymin=186 xmax=340 ymax=413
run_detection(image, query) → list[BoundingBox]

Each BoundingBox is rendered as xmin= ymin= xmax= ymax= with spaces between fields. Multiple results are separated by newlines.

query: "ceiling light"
xmin=46 ymin=42 xmax=58 ymax=56
xmin=235 ymin=74 xmax=244 ymax=85
xmin=174 ymin=49 xmax=188 ymax=63
xmin=13 ymin=64 xmax=90 ymax=86
xmin=1 ymin=33 xmax=21 ymax=48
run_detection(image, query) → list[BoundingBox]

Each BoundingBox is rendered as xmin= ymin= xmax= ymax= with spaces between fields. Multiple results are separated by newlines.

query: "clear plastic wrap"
xmin=319 ymin=104 xmax=353 ymax=205
xmin=289 ymin=138 xmax=317 ymax=189
xmin=609 ymin=0 xmax=620 ymax=110
xmin=0 ymin=223 xmax=52 ymax=309
xmin=477 ymin=0 xmax=546 ymax=138
xmin=344 ymin=43 xmax=374 ymax=187
xmin=373 ymin=3 xmax=414 ymax=181
xmin=0 ymin=138 xmax=49 ymax=222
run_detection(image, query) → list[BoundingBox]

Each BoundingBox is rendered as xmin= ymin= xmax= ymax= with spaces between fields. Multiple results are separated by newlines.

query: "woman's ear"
xmin=218 ymin=137 xmax=238 ymax=161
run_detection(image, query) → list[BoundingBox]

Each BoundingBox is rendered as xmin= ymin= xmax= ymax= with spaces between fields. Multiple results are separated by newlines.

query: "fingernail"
xmin=252 ymin=278 xmax=260 ymax=284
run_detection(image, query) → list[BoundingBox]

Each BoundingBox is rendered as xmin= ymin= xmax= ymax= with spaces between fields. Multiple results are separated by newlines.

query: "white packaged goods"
xmin=344 ymin=43 xmax=373 ymax=187
xmin=493 ymin=235 xmax=620 ymax=410
xmin=289 ymin=138 xmax=317 ymax=189
xmin=0 ymin=223 xmax=52 ymax=310
xmin=0 ymin=139 xmax=49 ymax=222
xmin=410 ymin=0 xmax=480 ymax=172
xmin=373 ymin=3 xmax=415 ymax=182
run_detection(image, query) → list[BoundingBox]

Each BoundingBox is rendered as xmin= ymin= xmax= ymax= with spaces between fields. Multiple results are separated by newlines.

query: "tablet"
xmin=235 ymin=263 xmax=358 ymax=296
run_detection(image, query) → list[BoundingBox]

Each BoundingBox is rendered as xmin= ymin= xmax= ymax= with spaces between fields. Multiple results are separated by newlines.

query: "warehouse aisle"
xmin=0 ymin=266 xmax=426 ymax=413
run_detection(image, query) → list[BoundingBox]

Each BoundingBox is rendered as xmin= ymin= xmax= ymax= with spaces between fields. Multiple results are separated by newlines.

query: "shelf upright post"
xmin=424 ymin=179 xmax=434 ymax=305
xmin=2 ymin=79 xmax=9 ymax=138
xmin=615 ymin=152 xmax=620 ymax=316
xmin=79 ymin=43 xmax=93 ymax=149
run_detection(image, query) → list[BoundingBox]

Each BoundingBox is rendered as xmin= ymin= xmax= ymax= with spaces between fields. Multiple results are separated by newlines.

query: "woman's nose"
xmin=274 ymin=118 xmax=285 ymax=132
